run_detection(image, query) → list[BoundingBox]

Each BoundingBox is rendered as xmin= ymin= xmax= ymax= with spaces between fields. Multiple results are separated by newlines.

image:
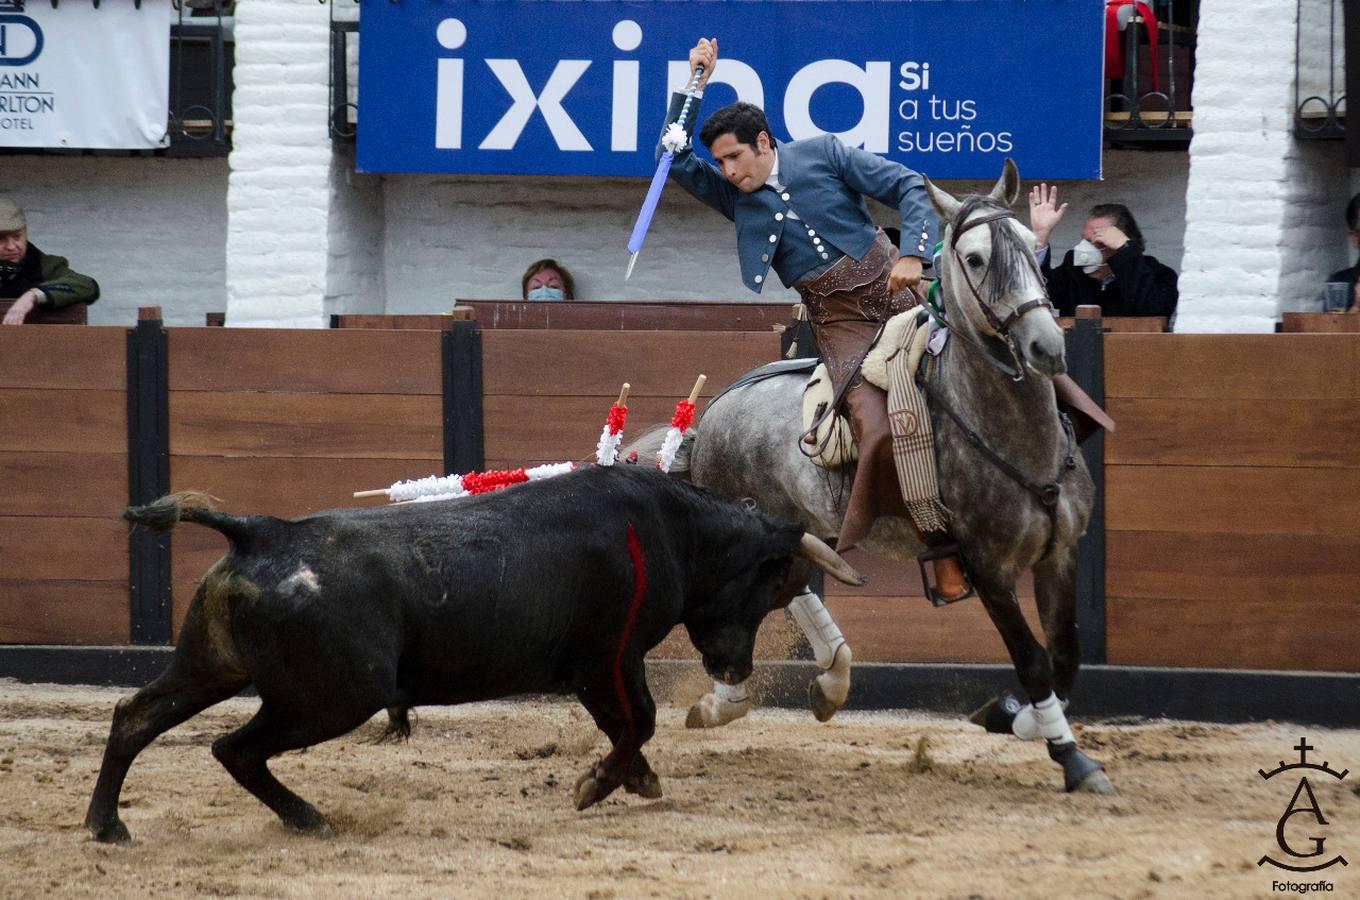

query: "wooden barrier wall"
xmin=3 ymin=324 xmax=1355 ymax=677
xmin=164 ymin=328 xmax=446 ymax=635
xmin=481 ymin=330 xmax=782 ymax=468
xmin=0 ymin=327 xmax=128 ymax=643
xmin=1103 ymin=335 xmax=1359 ymax=672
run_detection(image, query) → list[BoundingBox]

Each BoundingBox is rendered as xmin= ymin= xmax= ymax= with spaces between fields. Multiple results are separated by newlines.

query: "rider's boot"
xmin=916 ymin=529 xmax=973 ymax=605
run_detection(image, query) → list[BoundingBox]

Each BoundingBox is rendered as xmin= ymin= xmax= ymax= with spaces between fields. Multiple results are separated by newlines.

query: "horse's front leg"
xmin=788 ymin=588 xmax=852 ymax=722
xmin=972 ymin=546 xmax=1083 ymax=733
xmin=973 ymin=575 xmax=1113 ymax=794
xmin=685 ymin=587 xmax=853 ymax=728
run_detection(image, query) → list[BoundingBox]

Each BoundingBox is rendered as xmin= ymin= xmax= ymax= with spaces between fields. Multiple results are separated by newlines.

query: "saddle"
xmin=801 ymin=308 xmax=933 ymax=469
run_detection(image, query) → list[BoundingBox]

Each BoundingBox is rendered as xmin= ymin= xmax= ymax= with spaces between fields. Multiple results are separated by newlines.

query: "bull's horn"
xmin=796 ymin=533 xmax=868 ymax=586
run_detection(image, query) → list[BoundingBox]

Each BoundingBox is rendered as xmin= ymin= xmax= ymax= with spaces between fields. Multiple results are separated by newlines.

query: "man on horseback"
xmin=660 ymin=38 xmax=968 ymax=599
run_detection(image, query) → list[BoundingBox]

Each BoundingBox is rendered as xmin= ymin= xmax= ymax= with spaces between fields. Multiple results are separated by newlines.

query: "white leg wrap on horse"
xmin=713 ymin=680 xmax=749 ymax=704
xmin=788 ymin=590 xmax=845 ymax=670
xmin=687 ymin=679 xmax=752 ymax=728
xmin=1033 ymin=693 xmax=1076 ymax=745
xmin=1010 ymin=694 xmax=1071 ymax=741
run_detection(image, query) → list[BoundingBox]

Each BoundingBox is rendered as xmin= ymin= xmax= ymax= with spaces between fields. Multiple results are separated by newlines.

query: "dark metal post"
xmin=1064 ymin=312 xmax=1107 ymax=664
xmin=126 ymin=307 xmax=172 ymax=645
xmin=442 ymin=320 xmax=485 ymax=476
xmin=1347 ymin=0 xmax=1360 ymax=163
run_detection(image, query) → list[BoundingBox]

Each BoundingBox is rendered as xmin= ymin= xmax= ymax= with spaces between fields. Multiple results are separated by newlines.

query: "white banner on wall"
xmin=0 ymin=0 xmax=170 ymax=149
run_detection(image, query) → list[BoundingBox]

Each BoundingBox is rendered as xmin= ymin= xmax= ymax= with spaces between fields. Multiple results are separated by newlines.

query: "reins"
xmin=922 ymin=205 xmax=1075 ymax=558
xmin=923 ymin=208 xmax=1054 ymax=382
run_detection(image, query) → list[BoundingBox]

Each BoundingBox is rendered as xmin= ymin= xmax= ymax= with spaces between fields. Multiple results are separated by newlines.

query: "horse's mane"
xmin=948 ymin=195 xmax=1045 ymax=305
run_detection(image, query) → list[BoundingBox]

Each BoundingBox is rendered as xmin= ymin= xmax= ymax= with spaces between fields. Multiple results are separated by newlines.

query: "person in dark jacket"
xmin=0 ymin=196 xmax=100 ymax=325
xmin=1028 ymin=185 xmax=1178 ymax=325
xmin=1321 ymin=192 xmax=1360 ymax=312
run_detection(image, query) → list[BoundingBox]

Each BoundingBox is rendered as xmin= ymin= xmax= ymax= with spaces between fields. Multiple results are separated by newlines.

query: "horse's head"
xmin=923 ymin=160 xmax=1066 ymax=379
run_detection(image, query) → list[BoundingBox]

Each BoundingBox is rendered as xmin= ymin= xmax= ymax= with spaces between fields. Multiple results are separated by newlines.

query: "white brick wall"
xmin=1279 ymin=140 xmax=1349 ymax=311
xmin=376 ymin=150 xmax=1189 ymax=310
xmin=223 ymin=0 xmax=333 ymax=327
xmin=0 ymin=156 xmax=227 ymax=326
xmin=1176 ymin=0 xmax=1347 ymax=331
xmin=324 ymin=144 xmax=386 ymax=316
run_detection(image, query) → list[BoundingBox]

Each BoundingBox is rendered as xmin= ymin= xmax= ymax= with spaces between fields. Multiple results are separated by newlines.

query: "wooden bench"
xmin=331 ymin=301 xmax=799 ymax=332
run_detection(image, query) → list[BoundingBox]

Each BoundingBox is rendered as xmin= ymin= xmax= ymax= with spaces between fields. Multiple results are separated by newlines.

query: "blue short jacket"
xmin=660 ymin=92 xmax=939 ymax=293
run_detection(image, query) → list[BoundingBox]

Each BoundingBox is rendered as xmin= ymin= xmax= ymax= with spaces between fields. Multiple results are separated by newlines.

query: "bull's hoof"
xmin=574 ymin=774 xmax=602 ymax=811
xmin=1048 ymin=742 xmax=1116 ymax=795
xmin=88 ymin=818 xmax=132 ymax=845
xmin=624 ymin=770 xmax=663 ymax=800
xmin=968 ymin=691 xmax=1024 ymax=735
xmin=573 ymin=764 xmax=620 ymax=811
xmin=283 ymin=806 xmax=335 ymax=837
xmin=684 ymin=693 xmax=750 ymax=729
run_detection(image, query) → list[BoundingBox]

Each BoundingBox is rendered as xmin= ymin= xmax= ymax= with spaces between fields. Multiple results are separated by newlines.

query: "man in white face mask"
xmin=1028 ymin=185 xmax=1179 ymax=326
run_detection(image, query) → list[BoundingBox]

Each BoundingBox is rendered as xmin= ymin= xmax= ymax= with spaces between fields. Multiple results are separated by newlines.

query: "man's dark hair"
xmin=699 ymin=102 xmax=774 ymax=151
xmin=1345 ymin=192 xmax=1360 ymax=232
xmin=1088 ymin=203 xmax=1145 ymax=253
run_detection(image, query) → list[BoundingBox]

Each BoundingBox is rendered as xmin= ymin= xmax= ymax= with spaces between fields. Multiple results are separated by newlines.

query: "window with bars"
xmin=1103 ymin=0 xmax=1198 ymax=148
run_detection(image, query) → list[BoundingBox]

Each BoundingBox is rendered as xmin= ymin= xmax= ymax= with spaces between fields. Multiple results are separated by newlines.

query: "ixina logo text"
xmin=1258 ymin=737 xmax=1349 ymax=890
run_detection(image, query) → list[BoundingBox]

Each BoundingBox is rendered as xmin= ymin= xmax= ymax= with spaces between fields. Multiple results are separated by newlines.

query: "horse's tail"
xmin=625 ymin=424 xmax=695 ymax=479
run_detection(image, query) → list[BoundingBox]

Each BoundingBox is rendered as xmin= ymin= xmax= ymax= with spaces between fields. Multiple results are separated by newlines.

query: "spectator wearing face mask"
xmin=0 ymin=196 xmax=100 ymax=325
xmin=520 ymin=259 xmax=575 ymax=302
xmin=1028 ymin=186 xmax=1178 ymax=324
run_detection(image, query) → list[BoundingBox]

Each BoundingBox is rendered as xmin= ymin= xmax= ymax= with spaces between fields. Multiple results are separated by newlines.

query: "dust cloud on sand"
xmin=1 ymin=680 xmax=1356 ymax=898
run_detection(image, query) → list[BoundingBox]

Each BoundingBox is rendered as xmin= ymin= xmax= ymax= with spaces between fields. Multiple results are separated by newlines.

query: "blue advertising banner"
xmin=357 ymin=0 xmax=1103 ymax=180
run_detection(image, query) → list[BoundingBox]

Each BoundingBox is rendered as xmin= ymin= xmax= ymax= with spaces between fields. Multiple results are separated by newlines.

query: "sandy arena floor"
xmin=0 ymin=677 xmax=1356 ymax=899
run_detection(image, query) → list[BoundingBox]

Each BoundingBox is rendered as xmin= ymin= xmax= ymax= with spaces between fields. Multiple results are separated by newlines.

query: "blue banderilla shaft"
xmin=625 ymin=66 xmax=704 ymax=280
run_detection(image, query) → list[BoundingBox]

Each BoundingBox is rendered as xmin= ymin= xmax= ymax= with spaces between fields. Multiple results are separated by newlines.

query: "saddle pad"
xmin=861 ymin=307 xmax=930 ymax=392
xmin=801 ymin=362 xmax=858 ymax=468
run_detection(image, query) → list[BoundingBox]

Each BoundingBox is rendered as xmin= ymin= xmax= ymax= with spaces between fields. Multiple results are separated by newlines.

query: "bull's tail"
xmin=123 ymin=492 xmax=260 ymax=548
xmin=626 ymin=424 xmax=696 ymax=479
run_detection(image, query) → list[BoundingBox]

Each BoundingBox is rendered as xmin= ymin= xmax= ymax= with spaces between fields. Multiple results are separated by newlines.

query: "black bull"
xmin=85 ymin=465 xmax=865 ymax=843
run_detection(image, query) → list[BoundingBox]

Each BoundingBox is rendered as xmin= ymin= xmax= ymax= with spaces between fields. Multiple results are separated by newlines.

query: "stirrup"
xmin=917 ymin=542 xmax=977 ymax=607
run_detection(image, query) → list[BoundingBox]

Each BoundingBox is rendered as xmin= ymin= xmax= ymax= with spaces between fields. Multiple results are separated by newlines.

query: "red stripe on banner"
xmin=611 ymin=522 xmax=648 ymax=767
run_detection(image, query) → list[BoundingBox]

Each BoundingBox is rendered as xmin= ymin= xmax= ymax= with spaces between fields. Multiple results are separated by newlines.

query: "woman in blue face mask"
xmin=521 ymin=259 xmax=576 ymax=301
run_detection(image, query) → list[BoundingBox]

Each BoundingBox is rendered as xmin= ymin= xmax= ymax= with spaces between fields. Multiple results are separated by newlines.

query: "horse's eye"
xmin=965 ymin=253 xmax=984 ymax=268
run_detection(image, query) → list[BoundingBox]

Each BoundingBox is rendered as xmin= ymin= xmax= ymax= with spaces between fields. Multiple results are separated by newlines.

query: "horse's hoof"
xmin=808 ymin=680 xmax=839 ymax=723
xmin=624 ymin=770 xmax=663 ymax=799
xmin=1074 ymin=768 xmax=1117 ymax=795
xmin=1048 ymin=742 xmax=1113 ymax=794
xmin=968 ymin=691 xmax=1023 ymax=735
xmin=88 ymin=818 xmax=131 ymax=845
xmin=685 ymin=693 xmax=750 ymax=729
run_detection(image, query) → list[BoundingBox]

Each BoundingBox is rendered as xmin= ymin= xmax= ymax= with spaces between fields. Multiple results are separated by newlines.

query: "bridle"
xmin=917 ymin=206 xmax=1076 ymax=558
xmin=923 ymin=208 xmax=1054 ymax=382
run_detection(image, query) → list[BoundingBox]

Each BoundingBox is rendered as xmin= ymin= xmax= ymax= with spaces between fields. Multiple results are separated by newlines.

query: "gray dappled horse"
xmin=638 ymin=161 xmax=1112 ymax=794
